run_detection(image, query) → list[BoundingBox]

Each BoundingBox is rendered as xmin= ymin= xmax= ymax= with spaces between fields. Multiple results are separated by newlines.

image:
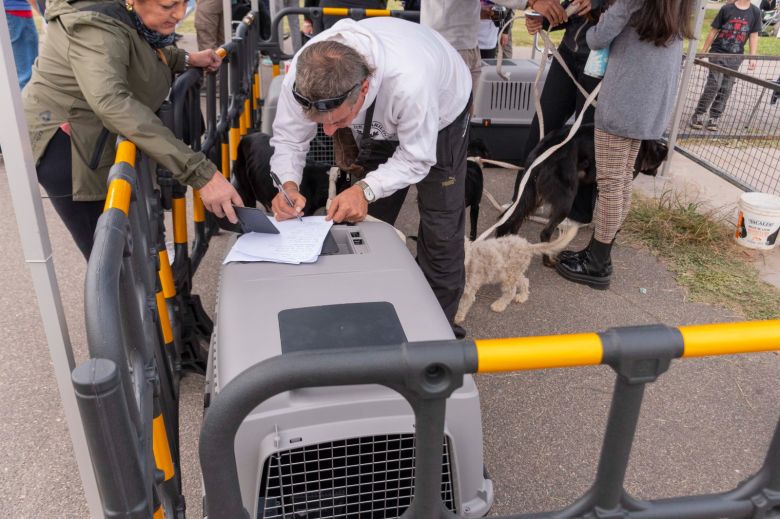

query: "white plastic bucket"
xmin=735 ymin=192 xmax=780 ymax=250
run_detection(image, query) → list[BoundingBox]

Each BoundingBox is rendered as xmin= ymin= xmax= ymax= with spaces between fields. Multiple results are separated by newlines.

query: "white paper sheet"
xmin=223 ymin=216 xmax=334 ymax=265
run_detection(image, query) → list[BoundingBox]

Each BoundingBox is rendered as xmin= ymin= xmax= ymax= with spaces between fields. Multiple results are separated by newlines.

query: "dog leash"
xmin=476 ymin=81 xmax=601 ymax=242
xmin=474 ymin=18 xmax=601 ymax=242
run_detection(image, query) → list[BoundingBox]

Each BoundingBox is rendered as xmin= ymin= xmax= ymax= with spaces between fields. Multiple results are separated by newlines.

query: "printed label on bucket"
xmin=736 ymin=210 xmax=780 ymax=249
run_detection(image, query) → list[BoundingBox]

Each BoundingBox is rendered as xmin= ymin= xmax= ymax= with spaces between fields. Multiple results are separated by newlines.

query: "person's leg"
xmin=709 ymin=61 xmax=738 ymax=122
xmin=501 ymin=24 xmax=513 ymax=59
xmin=521 ymin=46 xmax=579 ymax=160
xmin=692 ymin=69 xmax=722 ymax=125
xmin=618 ymin=139 xmax=642 ymax=225
xmin=195 ymin=0 xmax=225 ymax=50
xmin=8 ymin=14 xmax=39 ymax=91
xmin=457 ymin=47 xmax=482 ymax=107
xmin=593 ymin=130 xmax=634 ymax=243
xmin=36 ymin=131 xmax=104 ymax=260
xmin=567 ymin=61 xmax=602 ymax=223
xmin=556 ymin=129 xmax=630 ymax=289
xmin=366 ymin=187 xmax=409 ymax=225
xmin=480 ymin=47 xmax=497 ymax=59
xmin=416 ymin=105 xmax=469 ymax=326
xmin=573 ymin=61 xmax=601 ymax=126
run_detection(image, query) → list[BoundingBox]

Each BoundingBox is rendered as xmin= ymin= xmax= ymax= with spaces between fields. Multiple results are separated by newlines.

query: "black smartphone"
xmin=234 ymin=206 xmax=280 ymax=234
xmin=215 ymin=206 xmax=280 ymax=234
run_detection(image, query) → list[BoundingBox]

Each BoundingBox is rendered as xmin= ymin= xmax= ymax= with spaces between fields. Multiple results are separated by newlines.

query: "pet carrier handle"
xmin=474 ymin=320 xmax=780 ymax=374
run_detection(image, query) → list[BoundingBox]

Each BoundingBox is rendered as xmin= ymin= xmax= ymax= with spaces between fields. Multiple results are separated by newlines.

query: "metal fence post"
xmin=661 ymin=0 xmax=708 ymax=178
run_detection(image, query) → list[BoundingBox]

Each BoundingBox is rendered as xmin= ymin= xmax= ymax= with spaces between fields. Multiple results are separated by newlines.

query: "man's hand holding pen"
xmin=270 ymin=179 xmax=306 ymax=221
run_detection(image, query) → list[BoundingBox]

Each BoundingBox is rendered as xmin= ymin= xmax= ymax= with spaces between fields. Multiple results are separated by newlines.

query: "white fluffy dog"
xmin=455 ymin=226 xmax=579 ymax=323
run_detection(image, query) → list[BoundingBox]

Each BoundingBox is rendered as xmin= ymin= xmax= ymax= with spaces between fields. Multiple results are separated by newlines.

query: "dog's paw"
xmin=490 ymin=300 xmax=509 ymax=313
xmin=514 ymin=292 xmax=529 ymax=304
xmin=542 ymin=254 xmax=557 ymax=268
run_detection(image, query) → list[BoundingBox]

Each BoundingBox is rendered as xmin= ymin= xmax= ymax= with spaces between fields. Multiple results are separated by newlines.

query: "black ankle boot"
xmin=555 ymin=230 xmax=620 ymax=268
xmin=555 ymin=236 xmax=613 ymax=289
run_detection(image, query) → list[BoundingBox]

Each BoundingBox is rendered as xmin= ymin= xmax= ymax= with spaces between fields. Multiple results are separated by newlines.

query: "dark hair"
xmin=632 ymin=0 xmax=696 ymax=46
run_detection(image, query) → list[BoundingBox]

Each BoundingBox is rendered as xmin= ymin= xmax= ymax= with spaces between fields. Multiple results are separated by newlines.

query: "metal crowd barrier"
xmin=69 ymin=11 xmax=277 ymax=516
xmin=672 ymin=54 xmax=780 ymax=195
xmin=65 ymin=8 xmax=780 ymax=519
xmin=201 ymin=320 xmax=780 ymax=519
xmin=156 ymin=11 xmax=265 ymax=374
xmin=164 ymin=10 xmax=263 ymax=275
xmin=74 ymin=139 xmax=183 ymax=518
xmin=69 ymin=10 xmax=425 ymax=517
xmin=259 ymin=7 xmax=419 ymax=66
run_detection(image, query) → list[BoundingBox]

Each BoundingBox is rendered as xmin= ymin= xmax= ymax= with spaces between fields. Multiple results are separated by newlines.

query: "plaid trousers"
xmin=593 ymin=129 xmax=642 ymax=243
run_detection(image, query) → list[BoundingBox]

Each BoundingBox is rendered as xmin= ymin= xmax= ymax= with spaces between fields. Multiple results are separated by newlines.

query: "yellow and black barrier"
xmin=258 ymin=7 xmax=419 ymax=67
xmin=474 ymin=319 xmax=780 ymax=372
xmin=78 ymin=138 xmax=186 ymax=518
xmin=201 ymin=320 xmax=780 ymax=519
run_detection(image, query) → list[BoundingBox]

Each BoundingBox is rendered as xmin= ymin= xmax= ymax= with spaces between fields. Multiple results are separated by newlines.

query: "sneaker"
xmin=690 ymin=113 xmax=704 ymax=130
xmin=706 ymin=119 xmax=718 ymax=131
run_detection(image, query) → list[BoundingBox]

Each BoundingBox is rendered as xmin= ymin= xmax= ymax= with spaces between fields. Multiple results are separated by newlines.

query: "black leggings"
xmin=36 ymin=130 xmax=104 ymax=260
xmin=523 ymin=45 xmax=602 ymax=223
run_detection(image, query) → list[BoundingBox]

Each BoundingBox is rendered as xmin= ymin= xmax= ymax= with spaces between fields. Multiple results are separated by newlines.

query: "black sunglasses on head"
xmin=292 ymin=82 xmax=361 ymax=112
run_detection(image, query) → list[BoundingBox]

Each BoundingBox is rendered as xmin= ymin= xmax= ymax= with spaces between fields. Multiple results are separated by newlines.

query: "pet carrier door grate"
xmin=489 ymin=81 xmax=531 ymax=114
xmin=257 ymin=433 xmax=455 ymax=518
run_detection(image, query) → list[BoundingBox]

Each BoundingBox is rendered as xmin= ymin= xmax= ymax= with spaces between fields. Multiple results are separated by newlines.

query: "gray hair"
xmin=295 ymin=40 xmax=375 ymax=114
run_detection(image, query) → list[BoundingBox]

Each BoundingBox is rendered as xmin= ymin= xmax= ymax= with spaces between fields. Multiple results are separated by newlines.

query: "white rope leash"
xmin=475 ymin=81 xmax=601 ymax=242
xmin=474 ymin=18 xmax=601 ymax=242
xmin=468 ymin=156 xmax=522 ymax=170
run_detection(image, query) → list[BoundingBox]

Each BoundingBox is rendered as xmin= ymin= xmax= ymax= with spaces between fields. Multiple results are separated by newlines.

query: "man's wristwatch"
xmin=184 ymin=51 xmax=191 ymax=69
xmin=355 ymin=180 xmax=376 ymax=203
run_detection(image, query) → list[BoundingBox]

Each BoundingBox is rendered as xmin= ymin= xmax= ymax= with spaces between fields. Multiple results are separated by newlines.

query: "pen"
xmin=269 ymin=171 xmax=303 ymax=222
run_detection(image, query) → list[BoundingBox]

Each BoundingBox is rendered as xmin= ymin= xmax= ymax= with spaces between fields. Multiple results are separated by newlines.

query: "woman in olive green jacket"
xmin=24 ymin=0 xmax=242 ymax=258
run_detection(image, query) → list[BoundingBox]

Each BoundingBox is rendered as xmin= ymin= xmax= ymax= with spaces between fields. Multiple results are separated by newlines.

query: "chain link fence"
xmin=672 ymin=54 xmax=780 ymax=194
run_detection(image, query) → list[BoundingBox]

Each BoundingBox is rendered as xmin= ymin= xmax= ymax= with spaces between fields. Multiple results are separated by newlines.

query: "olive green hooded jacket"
xmin=23 ymin=0 xmax=216 ymax=201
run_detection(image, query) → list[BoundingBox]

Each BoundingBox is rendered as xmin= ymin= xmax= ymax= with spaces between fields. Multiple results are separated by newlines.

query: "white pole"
xmin=0 ymin=12 xmax=105 ymax=519
xmin=661 ymin=0 xmax=708 ymax=177
xmin=222 ymin=0 xmax=232 ymax=47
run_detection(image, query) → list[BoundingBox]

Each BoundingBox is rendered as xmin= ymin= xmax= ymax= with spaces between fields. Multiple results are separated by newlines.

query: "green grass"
xmin=698 ymin=8 xmax=780 ymax=55
xmin=622 ymin=191 xmax=780 ymax=320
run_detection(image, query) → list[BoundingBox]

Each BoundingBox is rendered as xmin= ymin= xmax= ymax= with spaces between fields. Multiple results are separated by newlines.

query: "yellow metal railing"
xmin=475 ymin=320 xmax=780 ymax=373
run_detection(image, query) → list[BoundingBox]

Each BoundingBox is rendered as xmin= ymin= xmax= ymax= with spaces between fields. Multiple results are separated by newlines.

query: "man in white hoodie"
xmin=268 ymin=17 xmax=472 ymax=335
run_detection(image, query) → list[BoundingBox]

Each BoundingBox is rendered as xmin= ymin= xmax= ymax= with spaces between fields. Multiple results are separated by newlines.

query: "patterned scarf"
xmin=131 ymin=11 xmax=176 ymax=49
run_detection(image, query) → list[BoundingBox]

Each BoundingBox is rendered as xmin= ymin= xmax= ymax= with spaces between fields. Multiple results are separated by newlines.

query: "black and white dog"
xmin=495 ymin=123 xmax=667 ymax=250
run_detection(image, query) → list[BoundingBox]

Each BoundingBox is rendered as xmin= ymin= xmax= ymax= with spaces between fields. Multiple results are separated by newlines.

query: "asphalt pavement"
xmin=2 ymin=147 xmax=780 ymax=518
